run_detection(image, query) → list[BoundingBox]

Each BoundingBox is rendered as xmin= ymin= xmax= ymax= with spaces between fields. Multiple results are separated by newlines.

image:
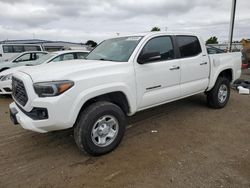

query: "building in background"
xmin=0 ymin=39 xmax=92 ymax=52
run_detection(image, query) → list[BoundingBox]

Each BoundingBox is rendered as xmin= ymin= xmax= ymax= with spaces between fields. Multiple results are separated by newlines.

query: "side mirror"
xmin=138 ymin=52 xmax=161 ymax=64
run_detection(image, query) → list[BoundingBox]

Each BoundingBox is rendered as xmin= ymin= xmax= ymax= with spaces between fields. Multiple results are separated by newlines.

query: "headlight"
xmin=33 ymin=80 xmax=74 ymax=97
xmin=2 ymin=74 xmax=12 ymax=81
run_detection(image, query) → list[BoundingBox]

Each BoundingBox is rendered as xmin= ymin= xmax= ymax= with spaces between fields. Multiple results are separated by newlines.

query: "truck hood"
xmin=17 ymin=59 xmax=126 ymax=82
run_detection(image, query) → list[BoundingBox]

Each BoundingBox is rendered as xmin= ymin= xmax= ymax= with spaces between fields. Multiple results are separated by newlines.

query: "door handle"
xmin=200 ymin=62 xmax=208 ymax=65
xmin=169 ymin=66 xmax=180 ymax=70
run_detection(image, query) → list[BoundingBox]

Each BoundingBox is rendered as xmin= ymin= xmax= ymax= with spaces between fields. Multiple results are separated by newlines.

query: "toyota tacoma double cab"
xmin=9 ymin=32 xmax=242 ymax=156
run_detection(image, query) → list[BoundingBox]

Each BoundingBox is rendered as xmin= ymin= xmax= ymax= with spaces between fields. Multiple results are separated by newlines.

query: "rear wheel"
xmin=74 ymin=101 xmax=126 ymax=156
xmin=207 ymin=77 xmax=230 ymax=109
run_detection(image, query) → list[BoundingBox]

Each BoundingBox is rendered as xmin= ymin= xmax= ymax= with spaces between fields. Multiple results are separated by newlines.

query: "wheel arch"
xmin=79 ymin=91 xmax=131 ymax=114
xmin=207 ymin=68 xmax=234 ymax=91
xmin=217 ymin=69 xmax=233 ymax=82
xmin=69 ymin=85 xmax=136 ymax=126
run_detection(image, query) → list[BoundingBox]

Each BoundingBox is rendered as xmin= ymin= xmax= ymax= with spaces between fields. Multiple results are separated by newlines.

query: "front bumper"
xmin=9 ymin=96 xmax=75 ymax=133
xmin=0 ymin=80 xmax=12 ymax=94
xmin=9 ymin=71 xmax=77 ymax=133
xmin=10 ymin=103 xmax=48 ymax=133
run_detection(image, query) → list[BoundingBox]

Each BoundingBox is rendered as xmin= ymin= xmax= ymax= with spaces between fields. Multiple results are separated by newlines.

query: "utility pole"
xmin=228 ymin=0 xmax=237 ymax=52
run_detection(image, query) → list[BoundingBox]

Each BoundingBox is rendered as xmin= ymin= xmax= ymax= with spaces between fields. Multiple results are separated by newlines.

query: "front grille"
xmin=12 ymin=77 xmax=28 ymax=106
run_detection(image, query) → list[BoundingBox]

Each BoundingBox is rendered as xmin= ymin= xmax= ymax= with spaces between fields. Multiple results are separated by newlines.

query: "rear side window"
xmin=24 ymin=46 xmax=41 ymax=51
xmin=4 ymin=45 xmax=24 ymax=53
xmin=3 ymin=45 xmax=41 ymax=53
xmin=3 ymin=45 xmax=13 ymax=53
xmin=13 ymin=46 xmax=24 ymax=53
xmin=76 ymin=52 xmax=88 ymax=59
xmin=62 ymin=53 xmax=74 ymax=61
xmin=176 ymin=36 xmax=201 ymax=58
xmin=35 ymin=53 xmax=45 ymax=59
xmin=140 ymin=36 xmax=175 ymax=62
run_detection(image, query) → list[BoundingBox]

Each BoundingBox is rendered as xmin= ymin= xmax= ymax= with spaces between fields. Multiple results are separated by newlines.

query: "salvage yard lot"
xmin=0 ymin=69 xmax=249 ymax=188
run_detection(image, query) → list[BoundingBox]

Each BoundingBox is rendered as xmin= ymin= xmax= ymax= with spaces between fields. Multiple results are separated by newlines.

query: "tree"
xmin=151 ymin=27 xmax=161 ymax=32
xmin=206 ymin=36 xmax=218 ymax=44
xmin=86 ymin=40 xmax=97 ymax=47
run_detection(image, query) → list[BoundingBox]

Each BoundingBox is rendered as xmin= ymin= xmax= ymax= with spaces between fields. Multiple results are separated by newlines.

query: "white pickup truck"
xmin=9 ymin=32 xmax=241 ymax=156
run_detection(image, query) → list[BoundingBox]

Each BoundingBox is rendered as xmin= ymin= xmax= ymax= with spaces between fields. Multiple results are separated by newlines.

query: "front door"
xmin=135 ymin=36 xmax=181 ymax=110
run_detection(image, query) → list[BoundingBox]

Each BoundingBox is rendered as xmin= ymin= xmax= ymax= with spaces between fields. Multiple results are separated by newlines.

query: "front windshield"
xmin=86 ymin=36 xmax=143 ymax=62
xmin=30 ymin=53 xmax=56 ymax=65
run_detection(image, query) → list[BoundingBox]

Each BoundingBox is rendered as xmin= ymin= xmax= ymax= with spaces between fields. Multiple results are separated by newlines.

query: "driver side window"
xmin=14 ymin=53 xmax=31 ymax=62
xmin=138 ymin=36 xmax=175 ymax=63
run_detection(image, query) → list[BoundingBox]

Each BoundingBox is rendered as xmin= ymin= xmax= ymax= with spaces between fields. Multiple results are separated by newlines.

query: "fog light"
xmin=34 ymin=108 xmax=48 ymax=120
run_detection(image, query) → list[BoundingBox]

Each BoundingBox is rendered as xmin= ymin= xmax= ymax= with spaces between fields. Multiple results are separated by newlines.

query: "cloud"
xmin=0 ymin=0 xmax=249 ymax=42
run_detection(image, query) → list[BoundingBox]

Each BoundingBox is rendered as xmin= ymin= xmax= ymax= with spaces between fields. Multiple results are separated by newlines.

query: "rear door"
xmin=176 ymin=36 xmax=209 ymax=96
xmin=135 ymin=36 xmax=181 ymax=110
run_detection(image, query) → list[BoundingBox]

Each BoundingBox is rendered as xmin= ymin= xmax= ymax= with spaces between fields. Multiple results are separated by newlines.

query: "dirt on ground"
xmin=0 ymin=70 xmax=250 ymax=188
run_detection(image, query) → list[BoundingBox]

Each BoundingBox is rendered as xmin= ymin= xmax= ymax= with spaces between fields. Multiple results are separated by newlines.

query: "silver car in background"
xmin=0 ymin=50 xmax=90 ymax=95
xmin=0 ymin=51 xmax=48 ymax=72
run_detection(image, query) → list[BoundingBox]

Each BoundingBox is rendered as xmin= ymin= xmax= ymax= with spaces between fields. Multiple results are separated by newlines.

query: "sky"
xmin=0 ymin=0 xmax=249 ymax=43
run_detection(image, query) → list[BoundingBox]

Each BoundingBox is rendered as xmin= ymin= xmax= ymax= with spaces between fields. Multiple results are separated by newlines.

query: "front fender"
xmin=68 ymin=82 xmax=136 ymax=125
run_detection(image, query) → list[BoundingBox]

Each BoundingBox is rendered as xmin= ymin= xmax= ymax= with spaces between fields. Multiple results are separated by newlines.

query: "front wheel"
xmin=74 ymin=101 xmax=126 ymax=156
xmin=207 ymin=77 xmax=231 ymax=109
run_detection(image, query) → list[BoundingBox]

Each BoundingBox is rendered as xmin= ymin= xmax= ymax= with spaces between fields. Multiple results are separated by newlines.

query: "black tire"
xmin=74 ymin=101 xmax=126 ymax=156
xmin=207 ymin=77 xmax=231 ymax=109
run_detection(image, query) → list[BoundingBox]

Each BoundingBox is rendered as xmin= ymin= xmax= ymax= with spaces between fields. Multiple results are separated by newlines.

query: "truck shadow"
xmin=128 ymin=93 xmax=207 ymax=125
xmin=44 ymin=93 xmax=208 ymax=151
xmin=3 ymin=93 xmax=208 ymax=170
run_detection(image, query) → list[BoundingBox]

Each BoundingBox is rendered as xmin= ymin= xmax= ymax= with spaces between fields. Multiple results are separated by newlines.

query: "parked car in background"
xmin=9 ymin=32 xmax=241 ymax=156
xmin=0 ymin=44 xmax=44 ymax=62
xmin=206 ymin=46 xmax=225 ymax=54
xmin=0 ymin=51 xmax=48 ymax=72
xmin=0 ymin=50 xmax=90 ymax=95
xmin=28 ymin=50 xmax=90 ymax=66
xmin=0 ymin=67 xmax=21 ymax=94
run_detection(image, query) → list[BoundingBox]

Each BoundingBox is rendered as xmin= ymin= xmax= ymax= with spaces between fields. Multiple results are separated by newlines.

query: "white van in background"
xmin=0 ymin=44 xmax=44 ymax=62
